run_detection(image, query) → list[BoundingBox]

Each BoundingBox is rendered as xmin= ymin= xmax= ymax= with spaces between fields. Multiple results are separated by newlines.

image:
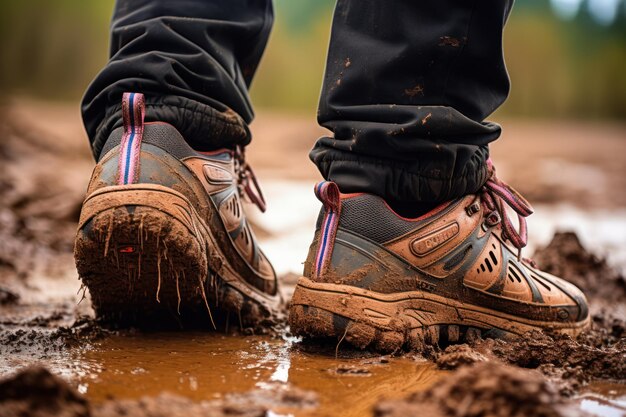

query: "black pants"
xmin=82 ymin=0 xmax=513 ymax=203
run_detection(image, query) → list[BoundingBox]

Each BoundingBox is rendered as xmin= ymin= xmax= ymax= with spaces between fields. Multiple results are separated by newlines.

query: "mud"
xmin=434 ymin=323 xmax=626 ymax=394
xmin=435 ymin=344 xmax=488 ymax=369
xmin=439 ymin=36 xmax=466 ymax=47
xmin=1 ymin=101 xmax=625 ymax=416
xmin=0 ymin=367 xmax=89 ymax=417
xmin=533 ymin=231 xmax=626 ymax=307
xmin=374 ymin=362 xmax=590 ymax=417
xmin=0 ymin=104 xmax=89 ymax=302
xmin=403 ymin=84 xmax=425 ymax=97
xmin=0 ymin=286 xmax=19 ymax=305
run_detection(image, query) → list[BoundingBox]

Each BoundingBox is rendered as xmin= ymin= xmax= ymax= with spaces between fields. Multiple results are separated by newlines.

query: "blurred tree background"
xmin=0 ymin=0 xmax=624 ymax=120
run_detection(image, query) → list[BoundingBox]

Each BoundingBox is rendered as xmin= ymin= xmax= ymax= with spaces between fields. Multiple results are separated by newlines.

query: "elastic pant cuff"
xmin=91 ymin=95 xmax=250 ymax=159
xmin=310 ymin=146 xmax=490 ymax=203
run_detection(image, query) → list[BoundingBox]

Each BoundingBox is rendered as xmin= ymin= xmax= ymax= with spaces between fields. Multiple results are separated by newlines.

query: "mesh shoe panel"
xmin=339 ymin=195 xmax=423 ymax=243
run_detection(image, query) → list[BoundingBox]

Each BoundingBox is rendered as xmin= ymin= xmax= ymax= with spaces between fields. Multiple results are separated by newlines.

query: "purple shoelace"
xmin=480 ymin=159 xmax=534 ymax=258
xmin=234 ymin=145 xmax=267 ymax=213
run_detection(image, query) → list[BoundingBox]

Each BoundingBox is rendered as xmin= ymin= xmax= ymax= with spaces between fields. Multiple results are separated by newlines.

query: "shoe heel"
xmin=74 ymin=184 xmax=211 ymax=324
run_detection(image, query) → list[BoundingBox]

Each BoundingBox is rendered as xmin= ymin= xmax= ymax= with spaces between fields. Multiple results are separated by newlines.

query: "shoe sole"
xmin=289 ymin=277 xmax=590 ymax=352
xmin=75 ymin=183 xmax=282 ymax=327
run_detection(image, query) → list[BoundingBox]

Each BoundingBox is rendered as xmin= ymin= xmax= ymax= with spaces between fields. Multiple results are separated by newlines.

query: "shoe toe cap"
xmin=535 ymin=270 xmax=590 ymax=323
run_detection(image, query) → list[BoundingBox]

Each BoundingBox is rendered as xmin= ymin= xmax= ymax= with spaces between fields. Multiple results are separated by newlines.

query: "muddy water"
xmin=72 ymin=332 xmax=442 ymax=416
xmin=60 ymin=332 xmax=626 ymax=417
xmin=579 ymin=382 xmax=626 ymax=417
xmin=3 ymin=327 xmax=626 ymax=417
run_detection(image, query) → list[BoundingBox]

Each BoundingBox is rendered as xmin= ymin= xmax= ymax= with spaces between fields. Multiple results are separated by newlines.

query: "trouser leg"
xmin=312 ymin=0 xmax=514 ymax=203
xmin=81 ymin=0 xmax=273 ymax=159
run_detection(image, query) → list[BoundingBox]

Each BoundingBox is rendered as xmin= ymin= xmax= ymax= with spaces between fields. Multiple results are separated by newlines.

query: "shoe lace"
xmin=234 ymin=145 xmax=267 ymax=212
xmin=477 ymin=159 xmax=533 ymax=259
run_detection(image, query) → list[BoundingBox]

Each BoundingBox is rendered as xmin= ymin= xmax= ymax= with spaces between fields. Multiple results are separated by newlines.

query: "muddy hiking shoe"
xmin=289 ymin=169 xmax=590 ymax=352
xmin=75 ymin=93 xmax=281 ymax=327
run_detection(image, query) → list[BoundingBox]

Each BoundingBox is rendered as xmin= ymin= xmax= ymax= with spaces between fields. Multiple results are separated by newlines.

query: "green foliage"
xmin=0 ymin=0 xmax=113 ymax=100
xmin=499 ymin=7 xmax=626 ymax=119
xmin=250 ymin=7 xmax=331 ymax=114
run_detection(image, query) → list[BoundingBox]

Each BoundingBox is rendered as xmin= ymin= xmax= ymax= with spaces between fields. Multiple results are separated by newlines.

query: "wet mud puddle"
xmin=8 ymin=330 xmax=619 ymax=417
xmin=68 ymin=332 xmax=443 ymax=416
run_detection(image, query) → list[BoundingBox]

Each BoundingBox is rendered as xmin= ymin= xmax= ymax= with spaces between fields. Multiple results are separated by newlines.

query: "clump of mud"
xmin=533 ymin=231 xmax=626 ymax=306
xmin=0 ymin=286 xmax=19 ymax=305
xmin=374 ymin=362 xmax=590 ymax=417
xmin=459 ymin=326 xmax=625 ymax=395
xmin=435 ymin=318 xmax=625 ymax=380
xmin=435 ymin=344 xmax=488 ymax=370
xmin=0 ymin=367 xmax=89 ymax=417
xmin=0 ymin=316 xmax=114 ymax=362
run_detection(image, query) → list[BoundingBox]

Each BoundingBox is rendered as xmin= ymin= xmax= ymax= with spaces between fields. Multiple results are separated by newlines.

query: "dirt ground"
xmin=0 ymin=99 xmax=625 ymax=416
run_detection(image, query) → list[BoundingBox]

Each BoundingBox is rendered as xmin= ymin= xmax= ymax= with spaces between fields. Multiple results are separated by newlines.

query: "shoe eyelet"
xmin=465 ymin=202 xmax=481 ymax=216
xmin=484 ymin=211 xmax=501 ymax=227
xmin=557 ymin=309 xmax=570 ymax=321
